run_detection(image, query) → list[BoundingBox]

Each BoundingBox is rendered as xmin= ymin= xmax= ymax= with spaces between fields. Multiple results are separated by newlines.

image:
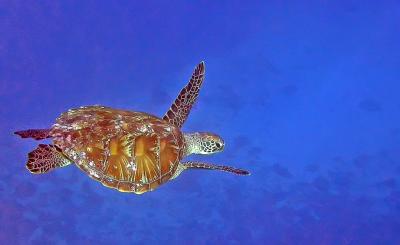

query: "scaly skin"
xmin=182 ymin=162 xmax=249 ymax=175
xmin=163 ymin=61 xmax=205 ymax=128
xmin=183 ymin=132 xmax=224 ymax=156
xmin=171 ymin=161 xmax=250 ymax=179
xmin=14 ymin=129 xmax=52 ymax=140
xmin=26 ymin=144 xmax=71 ymax=174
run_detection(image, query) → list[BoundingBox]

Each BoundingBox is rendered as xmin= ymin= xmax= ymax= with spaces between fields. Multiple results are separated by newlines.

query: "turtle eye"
xmin=215 ymin=143 xmax=221 ymax=148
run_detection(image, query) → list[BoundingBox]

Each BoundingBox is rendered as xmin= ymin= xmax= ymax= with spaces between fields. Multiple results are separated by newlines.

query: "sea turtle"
xmin=15 ymin=61 xmax=249 ymax=194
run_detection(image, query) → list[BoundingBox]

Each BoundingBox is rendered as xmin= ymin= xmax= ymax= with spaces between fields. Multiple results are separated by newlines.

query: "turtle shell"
xmin=50 ymin=106 xmax=185 ymax=194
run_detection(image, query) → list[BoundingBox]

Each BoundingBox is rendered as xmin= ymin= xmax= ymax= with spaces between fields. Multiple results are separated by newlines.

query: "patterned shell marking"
xmin=50 ymin=106 xmax=185 ymax=194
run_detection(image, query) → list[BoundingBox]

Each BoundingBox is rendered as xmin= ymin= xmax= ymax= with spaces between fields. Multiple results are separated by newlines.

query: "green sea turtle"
xmin=15 ymin=61 xmax=249 ymax=194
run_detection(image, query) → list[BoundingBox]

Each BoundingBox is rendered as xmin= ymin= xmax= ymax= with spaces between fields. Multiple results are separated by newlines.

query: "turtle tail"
xmin=14 ymin=129 xmax=52 ymax=140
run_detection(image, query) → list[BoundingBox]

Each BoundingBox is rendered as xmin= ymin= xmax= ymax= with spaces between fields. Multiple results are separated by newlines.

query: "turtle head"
xmin=184 ymin=132 xmax=224 ymax=156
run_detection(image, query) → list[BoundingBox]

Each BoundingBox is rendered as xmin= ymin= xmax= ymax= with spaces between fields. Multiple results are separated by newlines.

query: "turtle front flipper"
xmin=171 ymin=161 xmax=250 ymax=179
xmin=25 ymin=144 xmax=72 ymax=174
xmin=14 ymin=129 xmax=51 ymax=140
xmin=163 ymin=61 xmax=205 ymax=128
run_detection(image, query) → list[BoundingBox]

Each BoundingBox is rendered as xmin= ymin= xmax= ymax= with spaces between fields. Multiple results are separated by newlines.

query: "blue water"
xmin=1 ymin=1 xmax=400 ymax=244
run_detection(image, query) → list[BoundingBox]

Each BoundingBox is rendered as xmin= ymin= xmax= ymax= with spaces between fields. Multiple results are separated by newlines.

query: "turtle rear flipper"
xmin=26 ymin=144 xmax=72 ymax=174
xmin=14 ymin=129 xmax=51 ymax=140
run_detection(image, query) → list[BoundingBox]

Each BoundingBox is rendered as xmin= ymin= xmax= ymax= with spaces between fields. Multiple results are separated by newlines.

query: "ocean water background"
xmin=1 ymin=1 xmax=399 ymax=244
